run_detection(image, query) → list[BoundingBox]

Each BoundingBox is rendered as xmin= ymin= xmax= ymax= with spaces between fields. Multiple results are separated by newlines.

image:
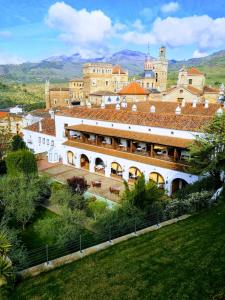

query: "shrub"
xmin=6 ymin=149 xmax=37 ymax=177
xmin=67 ymin=176 xmax=88 ymax=194
xmin=175 ymin=176 xmax=218 ymax=199
xmin=11 ymin=135 xmax=27 ymax=151
xmin=87 ymin=199 xmax=109 ymax=220
xmin=164 ymin=191 xmax=214 ymax=219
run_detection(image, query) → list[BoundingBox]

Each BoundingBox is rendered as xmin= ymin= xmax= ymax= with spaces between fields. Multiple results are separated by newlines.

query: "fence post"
xmin=134 ymin=218 xmax=137 ymax=235
xmin=79 ymin=234 xmax=82 ymax=253
xmin=109 ymin=226 xmax=111 ymax=243
xmin=46 ymin=244 xmax=49 ymax=265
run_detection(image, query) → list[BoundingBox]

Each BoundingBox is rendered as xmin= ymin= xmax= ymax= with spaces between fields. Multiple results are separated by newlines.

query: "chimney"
xmin=101 ymin=102 xmax=105 ymax=109
xmin=204 ymin=100 xmax=209 ymax=109
xmin=181 ymin=99 xmax=185 ymax=107
xmin=87 ymin=101 xmax=92 ymax=108
xmin=39 ymin=120 xmax=42 ymax=132
xmin=192 ymin=99 xmax=197 ymax=108
xmin=175 ymin=105 xmax=181 ymax=115
xmin=132 ymin=104 xmax=137 ymax=112
xmin=150 ymin=105 xmax=156 ymax=113
xmin=49 ymin=109 xmax=55 ymax=119
xmin=116 ymin=103 xmax=120 ymax=110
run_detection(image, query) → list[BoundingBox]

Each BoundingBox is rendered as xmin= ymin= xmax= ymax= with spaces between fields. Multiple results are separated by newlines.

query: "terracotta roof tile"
xmin=67 ymin=124 xmax=191 ymax=148
xmin=112 ymin=64 xmax=126 ymax=74
xmin=56 ymin=101 xmax=219 ymax=132
xmin=118 ymin=82 xmax=149 ymax=95
xmin=24 ymin=118 xmax=56 ymax=136
xmin=187 ymin=67 xmax=204 ymax=76
xmin=186 ymin=85 xmax=202 ymax=95
xmin=0 ymin=112 xmax=9 ymax=118
xmin=63 ymin=140 xmax=187 ymax=172
xmin=204 ymin=86 xmax=219 ymax=93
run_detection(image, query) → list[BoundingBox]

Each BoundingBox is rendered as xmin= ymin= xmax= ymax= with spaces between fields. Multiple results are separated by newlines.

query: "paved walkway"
xmin=39 ymin=162 xmax=125 ymax=203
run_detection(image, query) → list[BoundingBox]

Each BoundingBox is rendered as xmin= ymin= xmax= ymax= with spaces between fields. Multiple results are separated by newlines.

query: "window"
xmin=38 ymin=137 xmax=41 ymax=144
xmin=171 ymin=131 xmax=174 ymax=135
xmin=189 ymin=79 xmax=192 ymax=85
xmin=54 ymin=99 xmax=57 ymax=105
xmin=155 ymin=73 xmax=158 ymax=82
xmin=42 ymin=138 xmax=45 ymax=144
xmin=47 ymin=139 xmax=49 ymax=145
xmin=51 ymin=140 xmax=54 ymax=146
xmin=148 ymin=128 xmax=151 ymax=132
xmin=92 ymin=79 xmax=97 ymax=86
xmin=180 ymin=89 xmax=183 ymax=94
xmin=105 ymin=80 xmax=109 ymax=86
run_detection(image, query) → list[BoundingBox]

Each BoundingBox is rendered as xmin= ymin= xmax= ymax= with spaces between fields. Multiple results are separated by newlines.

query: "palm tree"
xmin=0 ymin=256 xmax=12 ymax=287
xmin=0 ymin=232 xmax=12 ymax=287
xmin=0 ymin=232 xmax=11 ymax=256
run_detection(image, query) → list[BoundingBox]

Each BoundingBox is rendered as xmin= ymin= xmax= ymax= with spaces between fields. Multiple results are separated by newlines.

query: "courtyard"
xmin=38 ymin=160 xmax=125 ymax=203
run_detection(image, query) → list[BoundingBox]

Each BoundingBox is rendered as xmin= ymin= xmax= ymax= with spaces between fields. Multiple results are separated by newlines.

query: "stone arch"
xmin=111 ymin=162 xmax=123 ymax=178
xmin=149 ymin=172 xmax=165 ymax=189
xmin=80 ymin=154 xmax=90 ymax=170
xmin=128 ymin=166 xmax=142 ymax=182
xmin=171 ymin=178 xmax=188 ymax=194
xmin=95 ymin=157 xmax=105 ymax=174
xmin=67 ymin=151 xmax=75 ymax=166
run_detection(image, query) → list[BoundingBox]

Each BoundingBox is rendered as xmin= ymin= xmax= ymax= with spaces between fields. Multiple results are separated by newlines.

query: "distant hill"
xmin=0 ymin=49 xmax=225 ymax=85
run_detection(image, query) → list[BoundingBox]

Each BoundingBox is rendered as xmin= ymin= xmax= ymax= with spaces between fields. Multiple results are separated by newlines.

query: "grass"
xmin=20 ymin=207 xmax=58 ymax=250
xmin=12 ymin=201 xmax=225 ymax=300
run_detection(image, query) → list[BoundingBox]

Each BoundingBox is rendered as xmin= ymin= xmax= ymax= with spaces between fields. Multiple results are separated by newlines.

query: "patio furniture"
xmin=96 ymin=164 xmax=104 ymax=170
xmin=109 ymin=186 xmax=120 ymax=195
xmin=117 ymin=171 xmax=123 ymax=177
xmin=92 ymin=181 xmax=102 ymax=188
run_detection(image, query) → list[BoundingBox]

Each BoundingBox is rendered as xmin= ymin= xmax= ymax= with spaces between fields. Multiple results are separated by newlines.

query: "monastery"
xmin=22 ymin=46 xmax=225 ymax=195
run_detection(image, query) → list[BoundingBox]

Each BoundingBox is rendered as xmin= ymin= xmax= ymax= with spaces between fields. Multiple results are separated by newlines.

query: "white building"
xmin=22 ymin=101 xmax=222 ymax=195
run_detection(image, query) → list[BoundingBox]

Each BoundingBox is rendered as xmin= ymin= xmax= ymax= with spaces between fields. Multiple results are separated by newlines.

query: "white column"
xmin=75 ymin=153 xmax=81 ymax=168
xmin=105 ymin=163 xmax=111 ymax=178
xmin=89 ymin=158 xmax=95 ymax=173
xmin=165 ymin=179 xmax=172 ymax=196
xmin=123 ymin=166 xmax=129 ymax=182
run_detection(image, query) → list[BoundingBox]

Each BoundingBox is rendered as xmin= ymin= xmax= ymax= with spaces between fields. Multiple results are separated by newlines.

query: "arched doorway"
xmin=129 ymin=167 xmax=142 ymax=182
xmin=111 ymin=162 xmax=123 ymax=178
xmin=150 ymin=172 xmax=165 ymax=189
xmin=80 ymin=154 xmax=89 ymax=170
xmin=95 ymin=157 xmax=105 ymax=174
xmin=172 ymin=178 xmax=188 ymax=194
xmin=67 ymin=151 xmax=75 ymax=165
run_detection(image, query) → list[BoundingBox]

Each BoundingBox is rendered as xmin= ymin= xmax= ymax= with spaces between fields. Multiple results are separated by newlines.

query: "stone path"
xmin=39 ymin=162 xmax=125 ymax=203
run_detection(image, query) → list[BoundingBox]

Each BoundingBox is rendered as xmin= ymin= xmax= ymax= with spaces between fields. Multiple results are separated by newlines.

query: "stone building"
xmin=138 ymin=46 xmax=168 ymax=92
xmin=162 ymin=66 xmax=219 ymax=103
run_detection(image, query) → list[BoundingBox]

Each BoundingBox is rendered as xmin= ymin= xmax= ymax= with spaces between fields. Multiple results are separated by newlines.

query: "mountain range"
xmin=0 ymin=49 xmax=225 ymax=85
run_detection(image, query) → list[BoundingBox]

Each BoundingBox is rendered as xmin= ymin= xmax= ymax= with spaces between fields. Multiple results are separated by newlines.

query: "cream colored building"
xmin=162 ymin=66 xmax=219 ymax=103
xmin=138 ymin=46 xmax=168 ymax=92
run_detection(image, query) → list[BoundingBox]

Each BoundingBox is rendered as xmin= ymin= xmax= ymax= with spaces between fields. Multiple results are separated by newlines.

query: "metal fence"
xmin=15 ymin=205 xmax=190 ymax=272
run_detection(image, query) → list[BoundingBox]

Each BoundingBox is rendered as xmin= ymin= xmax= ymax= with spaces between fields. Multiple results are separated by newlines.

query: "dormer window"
xmin=180 ymin=89 xmax=183 ymax=94
xmin=189 ymin=79 xmax=192 ymax=85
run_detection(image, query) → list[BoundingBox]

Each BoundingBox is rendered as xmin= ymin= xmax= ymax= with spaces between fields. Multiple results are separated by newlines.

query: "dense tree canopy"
xmin=188 ymin=113 xmax=225 ymax=187
xmin=11 ymin=135 xmax=27 ymax=151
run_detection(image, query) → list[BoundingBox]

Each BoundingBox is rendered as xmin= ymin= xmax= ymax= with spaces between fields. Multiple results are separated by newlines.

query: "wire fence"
xmin=16 ymin=204 xmax=191 ymax=272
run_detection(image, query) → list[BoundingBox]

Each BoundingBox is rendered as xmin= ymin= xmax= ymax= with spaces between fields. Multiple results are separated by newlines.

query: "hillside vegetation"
xmin=13 ymin=202 xmax=225 ymax=300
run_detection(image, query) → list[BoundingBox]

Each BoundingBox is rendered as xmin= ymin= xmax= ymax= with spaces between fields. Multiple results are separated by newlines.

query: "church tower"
xmin=45 ymin=79 xmax=50 ymax=109
xmin=144 ymin=44 xmax=155 ymax=79
xmin=153 ymin=46 xmax=168 ymax=92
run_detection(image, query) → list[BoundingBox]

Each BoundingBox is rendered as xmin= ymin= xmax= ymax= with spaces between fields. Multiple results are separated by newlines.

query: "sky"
xmin=0 ymin=0 xmax=225 ymax=64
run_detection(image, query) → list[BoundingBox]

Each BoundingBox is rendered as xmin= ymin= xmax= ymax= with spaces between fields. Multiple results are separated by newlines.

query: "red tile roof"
xmin=0 ymin=112 xmax=9 ymax=118
xmin=186 ymin=85 xmax=202 ymax=95
xmin=67 ymin=124 xmax=191 ymax=148
xmin=118 ymin=82 xmax=149 ymax=95
xmin=56 ymin=101 xmax=219 ymax=132
xmin=24 ymin=118 xmax=56 ymax=136
xmin=204 ymin=86 xmax=219 ymax=93
xmin=112 ymin=64 xmax=126 ymax=74
xmin=187 ymin=67 xmax=204 ymax=76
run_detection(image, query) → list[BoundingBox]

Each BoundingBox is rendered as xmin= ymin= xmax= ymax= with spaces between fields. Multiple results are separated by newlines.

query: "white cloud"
xmin=133 ymin=19 xmax=144 ymax=31
xmin=122 ymin=15 xmax=225 ymax=52
xmin=46 ymin=2 xmax=114 ymax=57
xmin=192 ymin=50 xmax=208 ymax=58
xmin=161 ymin=2 xmax=180 ymax=14
xmin=0 ymin=53 xmax=24 ymax=65
xmin=0 ymin=31 xmax=12 ymax=38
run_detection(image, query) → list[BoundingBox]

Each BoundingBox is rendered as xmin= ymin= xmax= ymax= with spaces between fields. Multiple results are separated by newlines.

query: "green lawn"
xmin=12 ymin=201 xmax=225 ymax=300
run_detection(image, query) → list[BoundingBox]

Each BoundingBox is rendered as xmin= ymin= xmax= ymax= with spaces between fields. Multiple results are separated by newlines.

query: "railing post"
xmin=46 ymin=244 xmax=49 ymax=265
xmin=79 ymin=234 xmax=82 ymax=253
xmin=134 ymin=217 xmax=137 ymax=235
xmin=109 ymin=226 xmax=111 ymax=243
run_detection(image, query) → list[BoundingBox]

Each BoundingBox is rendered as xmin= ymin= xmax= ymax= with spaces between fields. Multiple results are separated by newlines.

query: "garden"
xmin=1 ymin=111 xmax=225 ymax=298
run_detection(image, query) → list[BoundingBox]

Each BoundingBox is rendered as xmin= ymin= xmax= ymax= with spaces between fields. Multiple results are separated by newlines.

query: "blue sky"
xmin=0 ymin=0 xmax=225 ymax=63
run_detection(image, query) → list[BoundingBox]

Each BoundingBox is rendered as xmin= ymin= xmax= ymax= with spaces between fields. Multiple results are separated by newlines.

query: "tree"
xmin=0 ymin=126 xmax=11 ymax=160
xmin=6 ymin=149 xmax=37 ymax=177
xmin=0 ymin=175 xmax=43 ymax=229
xmin=36 ymin=207 xmax=86 ymax=246
xmin=188 ymin=114 xmax=225 ymax=188
xmin=122 ymin=175 xmax=164 ymax=214
xmin=11 ymin=134 xmax=27 ymax=151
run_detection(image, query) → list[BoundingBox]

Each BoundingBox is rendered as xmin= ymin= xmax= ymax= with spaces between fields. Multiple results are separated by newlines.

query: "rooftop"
xmin=112 ymin=64 xmax=126 ymax=74
xmin=118 ymin=82 xmax=149 ymax=95
xmin=56 ymin=101 xmax=220 ymax=132
xmin=67 ymin=124 xmax=191 ymax=148
xmin=24 ymin=118 xmax=56 ymax=136
xmin=187 ymin=67 xmax=204 ymax=76
xmin=89 ymin=90 xmax=118 ymax=96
